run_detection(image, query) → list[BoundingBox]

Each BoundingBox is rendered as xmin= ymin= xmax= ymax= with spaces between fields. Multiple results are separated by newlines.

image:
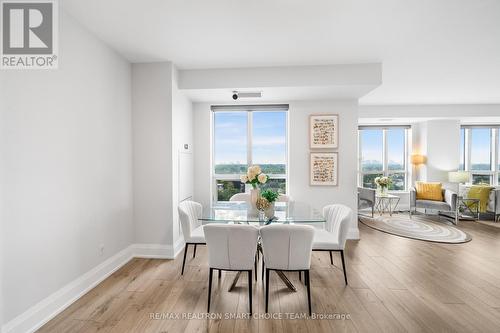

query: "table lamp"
xmin=448 ymin=171 xmax=470 ymax=196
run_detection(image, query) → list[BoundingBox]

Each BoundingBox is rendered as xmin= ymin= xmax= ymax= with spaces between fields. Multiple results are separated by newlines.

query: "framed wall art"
xmin=309 ymin=114 xmax=338 ymax=149
xmin=310 ymin=152 xmax=338 ymax=186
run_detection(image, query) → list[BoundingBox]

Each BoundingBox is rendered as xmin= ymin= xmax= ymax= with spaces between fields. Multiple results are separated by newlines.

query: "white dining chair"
xmin=204 ymin=224 xmax=259 ymax=314
xmin=260 ymin=224 xmax=315 ymax=315
xmin=276 ymin=194 xmax=292 ymax=202
xmin=229 ymin=193 xmax=250 ymax=201
xmin=178 ymin=200 xmax=206 ymax=275
xmin=312 ymin=204 xmax=352 ymax=285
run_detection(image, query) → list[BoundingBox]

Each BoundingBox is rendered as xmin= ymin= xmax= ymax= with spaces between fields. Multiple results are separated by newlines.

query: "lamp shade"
xmin=448 ymin=171 xmax=469 ymax=183
xmin=410 ymin=154 xmax=426 ymax=165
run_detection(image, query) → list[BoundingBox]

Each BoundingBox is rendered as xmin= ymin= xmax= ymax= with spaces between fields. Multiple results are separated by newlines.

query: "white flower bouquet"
xmin=374 ymin=176 xmax=392 ymax=188
xmin=240 ymin=165 xmax=268 ymax=189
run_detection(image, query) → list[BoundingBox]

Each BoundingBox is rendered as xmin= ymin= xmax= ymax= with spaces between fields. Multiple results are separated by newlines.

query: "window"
xmin=460 ymin=126 xmax=500 ymax=185
xmin=358 ymin=126 xmax=410 ymax=191
xmin=212 ymin=105 xmax=288 ymax=201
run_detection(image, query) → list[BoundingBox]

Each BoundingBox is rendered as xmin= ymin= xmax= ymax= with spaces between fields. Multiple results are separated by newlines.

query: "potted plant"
xmin=374 ymin=176 xmax=392 ymax=196
xmin=260 ymin=189 xmax=279 ymax=218
xmin=240 ymin=165 xmax=268 ymax=210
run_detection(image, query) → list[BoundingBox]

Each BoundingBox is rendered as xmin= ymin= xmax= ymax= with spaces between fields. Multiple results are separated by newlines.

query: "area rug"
xmin=359 ymin=214 xmax=472 ymax=244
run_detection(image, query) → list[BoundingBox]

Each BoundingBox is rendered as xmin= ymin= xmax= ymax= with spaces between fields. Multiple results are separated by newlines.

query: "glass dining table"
xmin=199 ymin=201 xmax=326 ymax=292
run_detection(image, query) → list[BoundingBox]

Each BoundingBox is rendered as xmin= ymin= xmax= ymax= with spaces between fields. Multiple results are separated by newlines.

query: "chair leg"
xmin=265 ymin=269 xmax=270 ymax=312
xmin=340 ymin=250 xmax=348 ymax=285
xmin=207 ymin=268 xmax=213 ymax=312
xmin=329 ymin=251 xmax=333 ymax=265
xmin=218 ymin=269 xmax=221 ymax=279
xmin=248 ymin=270 xmax=253 ymax=315
xmin=299 ymin=271 xmax=302 ymax=281
xmin=181 ymin=243 xmax=189 ymax=275
xmin=193 ymin=244 xmax=197 ymax=258
xmin=261 ymin=259 xmax=265 ymax=281
xmin=305 ymin=270 xmax=312 ymax=316
xmin=254 ymin=253 xmax=258 ymax=281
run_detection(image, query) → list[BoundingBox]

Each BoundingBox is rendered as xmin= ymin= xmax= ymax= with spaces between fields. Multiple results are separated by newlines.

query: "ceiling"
xmin=63 ymin=0 xmax=500 ymax=105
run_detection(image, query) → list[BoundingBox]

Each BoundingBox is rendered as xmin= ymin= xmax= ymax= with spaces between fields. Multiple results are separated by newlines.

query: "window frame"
xmin=461 ymin=125 xmax=500 ymax=185
xmin=211 ymin=107 xmax=289 ymax=202
xmin=357 ymin=126 xmax=410 ymax=192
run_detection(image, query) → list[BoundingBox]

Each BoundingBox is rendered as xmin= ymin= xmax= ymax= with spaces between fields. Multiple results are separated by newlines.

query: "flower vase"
xmin=264 ymin=202 xmax=275 ymax=219
xmin=250 ymin=188 xmax=260 ymax=214
xmin=377 ymin=185 xmax=388 ymax=196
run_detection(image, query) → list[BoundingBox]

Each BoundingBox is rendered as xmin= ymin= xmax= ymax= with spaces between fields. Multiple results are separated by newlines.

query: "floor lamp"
xmin=410 ymin=154 xmax=426 ymax=181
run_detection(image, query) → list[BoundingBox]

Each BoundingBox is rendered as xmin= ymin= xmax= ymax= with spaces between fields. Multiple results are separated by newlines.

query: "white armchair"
xmin=178 ymin=200 xmax=205 ymax=275
xmin=204 ymin=224 xmax=259 ymax=314
xmin=260 ymin=224 xmax=315 ymax=315
xmin=312 ymin=204 xmax=352 ymax=285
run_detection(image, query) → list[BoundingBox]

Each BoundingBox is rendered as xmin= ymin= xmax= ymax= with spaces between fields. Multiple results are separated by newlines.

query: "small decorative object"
xmin=310 ymin=152 xmax=338 ymax=186
xmin=256 ymin=197 xmax=270 ymax=221
xmin=260 ymin=189 xmax=279 ymax=218
xmin=240 ymin=165 xmax=269 ymax=211
xmin=374 ymin=176 xmax=392 ymax=196
xmin=309 ymin=114 xmax=338 ymax=149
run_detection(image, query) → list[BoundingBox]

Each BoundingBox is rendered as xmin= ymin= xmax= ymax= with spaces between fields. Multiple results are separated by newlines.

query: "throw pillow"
xmin=415 ymin=182 xmax=443 ymax=201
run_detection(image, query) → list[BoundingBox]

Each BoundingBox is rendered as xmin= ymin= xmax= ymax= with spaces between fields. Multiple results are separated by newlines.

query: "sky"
xmin=469 ymin=128 xmax=492 ymax=166
xmin=361 ymin=129 xmax=405 ymax=167
xmin=214 ymin=111 xmax=286 ymax=165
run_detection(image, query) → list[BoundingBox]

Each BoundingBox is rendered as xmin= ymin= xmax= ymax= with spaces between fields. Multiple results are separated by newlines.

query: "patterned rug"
xmin=359 ymin=214 xmax=472 ymax=244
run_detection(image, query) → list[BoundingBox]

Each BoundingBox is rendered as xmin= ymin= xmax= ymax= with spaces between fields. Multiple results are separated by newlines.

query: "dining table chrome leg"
xmin=228 ymin=271 xmax=241 ymax=292
xmin=276 ymin=271 xmax=297 ymax=292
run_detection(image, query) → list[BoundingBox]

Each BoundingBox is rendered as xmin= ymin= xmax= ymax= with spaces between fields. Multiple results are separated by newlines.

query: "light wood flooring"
xmin=38 ymin=218 xmax=500 ymax=333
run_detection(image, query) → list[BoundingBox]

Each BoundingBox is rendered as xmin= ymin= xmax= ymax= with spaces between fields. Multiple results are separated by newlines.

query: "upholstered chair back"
xmin=203 ymin=224 xmax=259 ymax=270
xmin=323 ymin=204 xmax=352 ymax=250
xmin=229 ymin=193 xmax=251 ymax=202
xmin=260 ymin=224 xmax=314 ymax=270
xmin=178 ymin=201 xmax=202 ymax=242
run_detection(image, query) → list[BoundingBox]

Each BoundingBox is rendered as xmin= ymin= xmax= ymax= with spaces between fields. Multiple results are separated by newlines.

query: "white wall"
xmin=193 ymin=103 xmax=212 ymax=209
xmin=1 ymin=11 xmax=133 ymax=324
xmin=289 ymin=100 xmax=359 ymax=237
xmin=413 ymin=120 xmax=461 ymax=183
xmin=192 ymin=100 xmax=360 ymax=239
xmin=179 ymin=63 xmax=382 ymax=90
xmin=171 ymin=69 xmax=194 ymax=250
xmin=132 ymin=62 xmax=174 ymax=246
xmin=359 ymin=104 xmax=500 ymax=121
xmin=0 ymin=68 xmax=5 ymax=330
xmin=132 ymin=63 xmax=193 ymax=255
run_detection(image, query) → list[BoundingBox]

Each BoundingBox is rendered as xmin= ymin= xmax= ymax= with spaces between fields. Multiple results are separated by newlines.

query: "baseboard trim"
xmin=2 ymin=241 xmax=184 ymax=333
xmin=132 ymin=240 xmax=184 ymax=259
xmin=2 ymin=245 xmax=134 ymax=333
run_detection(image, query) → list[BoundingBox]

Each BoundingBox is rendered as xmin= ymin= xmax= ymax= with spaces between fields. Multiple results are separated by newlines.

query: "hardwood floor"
xmin=38 ymin=219 xmax=500 ymax=333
